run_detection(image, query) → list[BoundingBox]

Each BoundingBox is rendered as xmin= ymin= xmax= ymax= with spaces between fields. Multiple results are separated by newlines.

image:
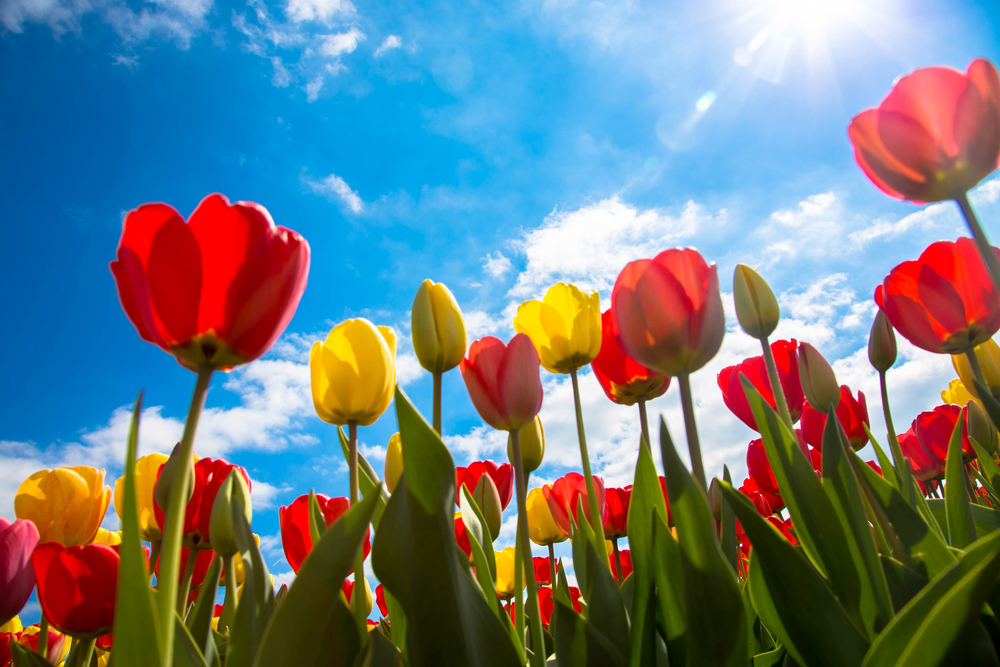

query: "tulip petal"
xmin=880 ymin=65 xmax=967 ymax=156
xmin=146 ymin=215 xmax=203 ymax=346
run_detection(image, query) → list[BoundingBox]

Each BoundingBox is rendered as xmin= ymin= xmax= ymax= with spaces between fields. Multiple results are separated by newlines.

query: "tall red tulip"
xmin=460 ymin=334 xmax=543 ymax=432
xmin=611 ymin=248 xmax=725 ymax=377
xmin=279 ymin=494 xmax=370 ymax=573
xmin=0 ymin=518 xmax=39 ymax=625
xmin=800 ymin=385 xmax=870 ymax=451
xmin=591 ymin=309 xmax=669 ymax=405
xmin=875 ymin=238 xmax=1000 ymax=354
xmin=456 ymin=461 xmax=515 ymax=511
xmin=915 ymin=404 xmax=973 ymax=463
xmin=848 ymin=59 xmax=1000 ymax=204
xmin=898 ymin=426 xmax=945 ymax=481
xmin=718 ymin=339 xmax=803 ymax=431
xmin=603 ymin=486 xmax=631 ymax=539
xmin=543 ymin=473 xmax=607 ymax=537
xmin=33 ymin=543 xmax=119 ymax=637
xmin=110 ymin=193 xmax=310 ymax=371
xmin=153 ymin=458 xmax=250 ymax=550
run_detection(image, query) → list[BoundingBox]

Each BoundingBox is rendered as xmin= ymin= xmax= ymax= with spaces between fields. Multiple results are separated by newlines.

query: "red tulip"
xmin=375 ymin=584 xmax=388 ymax=617
xmin=110 ymin=193 xmax=310 ymax=371
xmin=611 ymin=247 xmax=726 ymax=377
xmin=602 ymin=486 xmax=631 ymax=539
xmin=7 ymin=627 xmax=66 ymax=665
xmin=739 ymin=475 xmax=781 ymax=515
xmin=529 ymin=585 xmax=582 ymax=628
xmin=543 ymin=473 xmax=608 ymax=537
xmin=456 ymin=461 xmax=514 ymax=511
xmin=717 ymin=339 xmax=803 ymax=431
xmin=33 ymin=543 xmax=118 ymax=637
xmin=898 ymin=426 xmax=945 ymax=481
xmin=153 ymin=457 xmax=250 ymax=550
xmin=609 ymin=549 xmax=633 ymax=582
xmin=460 ymin=335 xmax=544 ymax=432
xmin=866 ymin=461 xmax=883 ymax=476
xmin=915 ymin=404 xmax=973 ymax=463
xmin=591 ymin=309 xmax=670 ymax=405
xmin=533 ymin=557 xmax=552 ymax=585
xmin=800 ymin=385 xmax=870 ymax=451
xmin=155 ymin=547 xmax=216 ymax=590
xmin=96 ymin=633 xmax=113 ymax=650
xmin=454 ymin=515 xmax=471 ymax=559
xmin=875 ymin=238 xmax=1000 ymax=355
xmin=848 ymin=58 xmax=1000 ymax=204
xmin=767 ymin=516 xmax=798 ymax=546
xmin=279 ymin=494 xmax=370 ymax=573
xmin=745 ymin=439 xmax=785 ymax=512
xmin=0 ymin=517 xmax=39 ymax=625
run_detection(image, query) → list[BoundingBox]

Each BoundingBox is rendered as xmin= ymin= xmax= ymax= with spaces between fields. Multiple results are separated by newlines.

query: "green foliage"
xmin=339 ymin=426 xmax=391 ymax=530
xmin=944 ymin=419 xmax=976 ymax=549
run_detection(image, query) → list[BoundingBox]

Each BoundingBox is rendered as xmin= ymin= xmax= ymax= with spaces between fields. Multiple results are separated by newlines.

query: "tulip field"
xmin=5 ymin=57 xmax=1000 ymax=667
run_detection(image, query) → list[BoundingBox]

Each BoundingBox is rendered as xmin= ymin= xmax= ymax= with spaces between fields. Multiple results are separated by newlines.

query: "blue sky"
xmin=2 ymin=0 xmax=999 ymax=610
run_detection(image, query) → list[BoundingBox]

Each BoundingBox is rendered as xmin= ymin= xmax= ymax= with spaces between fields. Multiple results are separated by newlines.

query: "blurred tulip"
xmin=535 ymin=586 xmax=582 ymax=627
xmin=526 ymin=486 xmax=566 ymax=546
xmin=612 ymin=247 xmax=725 ymax=377
xmin=745 ymin=440 xmax=785 ymax=512
xmin=153 ymin=457 xmax=250 ymax=550
xmin=943 ymin=378 xmax=980 ymax=408
xmin=740 ymin=479 xmax=773 ymax=517
xmin=15 ymin=467 xmax=110 ymax=546
xmin=876 ymin=239 xmax=1000 ymax=355
xmin=543 ymin=473 xmax=607 ymax=537
xmin=375 ymin=583 xmax=388 ymax=618
xmin=495 ymin=547 xmax=523 ymax=598
xmin=341 ymin=577 xmax=373 ymax=616
xmin=733 ymin=264 xmax=780 ymax=340
xmin=848 ymin=58 xmax=1000 ymax=204
xmin=591 ymin=309 xmax=669 ymax=406
xmin=14 ymin=625 xmax=67 ymax=665
xmin=953 ymin=338 xmax=1000 ymax=400
xmin=228 ymin=534 xmax=260 ymax=586
xmin=110 ymin=194 xmax=310 ymax=371
xmin=797 ymin=343 xmax=841 ymax=412
xmin=533 ymin=557 xmax=551 ymax=585
xmin=156 ymin=547 xmax=216 ymax=589
xmin=800 ymin=385 xmax=870 ymax=451
xmin=656 ymin=476 xmax=674 ymax=525
xmin=0 ymin=617 xmax=20 ymax=634
xmin=508 ymin=416 xmax=545 ymax=474
xmin=898 ymin=426 xmax=945 ymax=481
xmin=454 ymin=513 xmax=472 ymax=560
xmin=915 ymin=404 xmax=973 ymax=463
xmin=460 ymin=334 xmax=544 ymax=432
xmin=866 ymin=461 xmax=883 ymax=476
xmin=0 ymin=518 xmax=38 ymax=626
xmin=718 ymin=339 xmax=803 ymax=431
xmin=209 ymin=470 xmax=252 ymax=558
xmin=411 ymin=280 xmax=467 ymax=374
xmin=513 ymin=283 xmax=601 ymax=374
xmin=33 ymin=543 xmax=118 ymax=637
xmin=384 ymin=433 xmax=403 ymax=494
xmin=279 ymin=494 xmax=370 ymax=573
xmin=609 ymin=549 xmax=633 ymax=582
xmin=456 ymin=461 xmax=514 ymax=511
xmin=603 ymin=486 xmax=630 ymax=539
xmin=113 ymin=452 xmax=169 ymax=542
xmin=210 ymin=604 xmax=224 ymax=631
xmin=311 ymin=319 xmax=397 ymax=427
xmin=868 ymin=310 xmax=898 ymax=373
xmin=91 ymin=529 xmax=122 ymax=547
xmin=967 ymin=400 xmax=999 ymax=455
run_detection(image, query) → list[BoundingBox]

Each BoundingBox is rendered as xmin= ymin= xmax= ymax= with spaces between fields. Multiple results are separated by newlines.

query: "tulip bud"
xmin=384 ymin=433 xmax=403 ymax=494
xmin=412 ymin=279 xmax=468 ymax=374
xmin=468 ymin=475 xmax=503 ymax=542
xmin=967 ymin=400 xmax=999 ymax=456
xmin=209 ymin=470 xmax=253 ymax=557
xmin=797 ymin=343 xmax=840 ymax=412
xmin=733 ymin=264 xmax=780 ymax=340
xmin=352 ymin=577 xmax=374 ymax=617
xmin=953 ymin=339 xmax=1000 ymax=401
xmin=154 ymin=442 xmax=195 ymax=514
xmin=868 ymin=310 xmax=897 ymax=373
xmin=708 ymin=478 xmax=723 ymax=522
xmin=508 ymin=416 xmax=545 ymax=474
xmin=274 ymin=583 xmax=289 ymax=607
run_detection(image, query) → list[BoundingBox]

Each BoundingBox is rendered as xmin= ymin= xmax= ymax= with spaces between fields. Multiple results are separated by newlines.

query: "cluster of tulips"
xmin=2 ymin=57 xmax=1000 ymax=667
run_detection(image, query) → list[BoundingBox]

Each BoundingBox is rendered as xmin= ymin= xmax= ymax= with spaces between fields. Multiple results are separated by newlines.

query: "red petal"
xmin=146 ymin=215 xmax=203 ymax=345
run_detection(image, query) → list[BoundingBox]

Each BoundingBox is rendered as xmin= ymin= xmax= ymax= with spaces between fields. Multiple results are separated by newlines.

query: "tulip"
xmin=209 ymin=469 xmax=253 ymax=558
xmin=460 ymin=335 xmax=544 ymax=432
xmin=508 ymin=416 xmax=545 ymax=474
xmin=341 ymin=577 xmax=373 ymax=616
xmin=953 ymin=338 xmax=1000 ymax=401
xmin=113 ymin=452 xmax=169 ymax=543
xmin=91 ymin=529 xmax=122 ymax=547
xmin=543 ymin=473 xmax=607 ymax=537
xmin=15 ymin=467 xmax=110 ymax=546
xmin=869 ymin=310 xmax=898 ymax=373
xmin=915 ymin=404 xmax=973 ymax=463
xmin=733 ymin=264 xmax=781 ymax=340
xmin=848 ymin=58 xmax=1000 ymax=204
xmin=656 ymin=476 xmax=674 ymax=525
xmin=33 ymin=543 xmax=118 ymax=637
xmin=155 ymin=547 xmax=216 ymax=589
xmin=718 ymin=340 xmax=804 ymax=431
xmin=462 ymin=474 xmax=502 ymax=541
xmin=942 ymin=378 xmax=979 ymax=408
xmin=311 ymin=319 xmax=397 ymax=427
xmin=967 ymin=400 xmax=999 ymax=455
xmin=745 ymin=440 xmax=784 ymax=512
xmin=110 ymin=194 xmax=310 ymax=371
xmin=609 ymin=548 xmax=633 ymax=582
xmin=153 ymin=457 xmax=251 ymax=550
xmin=375 ymin=583 xmax=388 ymax=618
xmin=591 ymin=309 xmax=670 ymax=407
xmin=603 ymin=486 xmax=630 ymax=539
xmin=898 ymin=426 xmax=944 ymax=481
xmin=13 ymin=625 xmax=67 ymax=665
xmin=533 ymin=557 xmax=552 ymax=585
xmin=279 ymin=494 xmax=370 ymax=573
xmin=384 ymin=433 xmax=403 ymax=494
xmin=875 ymin=239 xmax=1000 ymax=355
xmin=456 ymin=461 xmax=514 ymax=511
xmin=800 ymin=386 xmax=870 ymax=451
xmin=526 ymin=487 xmax=566 ymax=546
xmin=513 ymin=283 xmax=602 ymax=374
xmin=412 ymin=279 xmax=467 ymax=374
xmin=0 ymin=518 xmax=39 ymax=626
xmin=535 ymin=585 xmax=582 ymax=627
xmin=0 ymin=617 xmax=20 ymax=633
xmin=454 ymin=513 xmax=472 ymax=560
xmin=797 ymin=343 xmax=841 ymax=412
xmin=495 ymin=547 xmax=524 ymax=598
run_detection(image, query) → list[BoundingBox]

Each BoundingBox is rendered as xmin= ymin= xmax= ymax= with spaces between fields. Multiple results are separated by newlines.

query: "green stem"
xmin=677 ymin=373 xmax=707 ymax=489
xmin=37 ymin=615 xmax=47 ymax=657
xmin=957 ymin=192 xmax=1000 ymax=292
xmin=966 ymin=347 xmax=988 ymax=389
xmin=177 ymin=548 xmax=198 ymax=616
xmin=157 ymin=365 xmax=213 ymax=665
xmin=761 ymin=336 xmax=794 ymax=431
xmin=569 ymin=369 xmax=609 ymax=563
xmin=147 ymin=540 xmax=161 ymax=585
xmin=638 ymin=397 xmax=651 ymax=452
xmin=349 ymin=422 xmax=368 ymax=633
xmin=880 ymin=370 xmax=913 ymax=503
xmin=69 ymin=637 xmax=96 ymax=667
xmin=514 ymin=533 xmax=524 ymax=643
xmin=433 ymin=371 xmax=443 ymax=436
xmin=223 ymin=554 xmax=238 ymax=634
xmin=511 ymin=429 xmax=546 ymax=667
xmin=548 ymin=543 xmax=556 ymax=589
xmin=612 ymin=537 xmax=622 ymax=583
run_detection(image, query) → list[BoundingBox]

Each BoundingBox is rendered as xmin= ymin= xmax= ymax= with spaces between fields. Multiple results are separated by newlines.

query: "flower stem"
xmin=177 ymin=548 xmax=198 ymax=616
xmin=349 ymin=421 xmax=367 ymax=633
xmin=966 ymin=347 xmax=988 ymax=389
xmin=612 ymin=537 xmax=622 ymax=583
xmin=222 ymin=554 xmax=238 ymax=634
xmin=880 ymin=370 xmax=914 ymax=503
xmin=957 ymin=192 xmax=1000 ymax=292
xmin=638 ymin=397 xmax=651 ymax=452
xmin=433 ymin=371 xmax=443 ymax=436
xmin=511 ymin=429 xmax=546 ymax=667
xmin=157 ymin=365 xmax=213 ymax=665
xmin=548 ymin=543 xmax=556 ymax=589
xmin=37 ymin=615 xmax=47 ymax=657
xmin=761 ymin=336 xmax=794 ymax=431
xmin=569 ymin=369 xmax=609 ymax=563
xmin=677 ymin=373 xmax=707 ymax=489
xmin=513 ymin=534 xmax=524 ymax=643
xmin=70 ymin=637 xmax=96 ymax=667
xmin=147 ymin=540 xmax=161 ymax=585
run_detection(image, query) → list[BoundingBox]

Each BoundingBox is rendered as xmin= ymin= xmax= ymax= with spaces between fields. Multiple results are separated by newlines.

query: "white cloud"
xmin=848 ymin=201 xmax=956 ymax=246
xmin=304 ymin=172 xmax=364 ymax=212
xmin=444 ymin=426 xmax=507 ymax=462
xmin=251 ymin=480 xmax=292 ymax=510
xmin=319 ymin=27 xmax=364 ymax=57
xmin=780 ymin=273 xmax=854 ymax=323
xmin=974 ymin=177 xmax=1000 ymax=205
xmin=482 ymin=251 xmax=512 ymax=278
xmin=271 ymin=56 xmax=292 ymax=87
xmin=284 ymin=0 xmax=352 ymax=24
xmin=463 ymin=309 xmax=509 ymax=340
xmin=394 ymin=352 xmax=424 ymax=387
xmin=374 ymin=34 xmax=401 ymax=57
xmin=751 ymin=191 xmax=843 ymax=267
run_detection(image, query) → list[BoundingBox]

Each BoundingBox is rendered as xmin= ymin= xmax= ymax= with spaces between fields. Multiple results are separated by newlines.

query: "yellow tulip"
xmin=953 ymin=338 xmax=1000 ymax=401
xmin=92 ymin=528 xmax=122 ymax=547
xmin=0 ymin=616 xmax=22 ymax=633
xmin=311 ymin=319 xmax=397 ymax=426
xmin=412 ymin=279 xmax=467 ymax=373
xmin=15 ymin=467 xmax=110 ymax=545
xmin=942 ymin=378 xmax=980 ymax=408
xmin=384 ymin=433 xmax=403 ymax=493
xmin=349 ymin=576 xmax=374 ymax=617
xmin=232 ymin=533 xmax=262 ymax=586
xmin=527 ymin=486 xmax=566 ymax=546
xmin=113 ymin=452 xmax=170 ymax=542
xmin=513 ymin=283 xmax=601 ymax=374
xmin=494 ymin=547 xmax=524 ymax=598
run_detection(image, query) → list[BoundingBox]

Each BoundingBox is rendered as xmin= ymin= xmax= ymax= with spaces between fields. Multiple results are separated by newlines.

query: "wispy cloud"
xmin=374 ymin=34 xmax=401 ymax=57
xmin=304 ymin=172 xmax=364 ymax=213
xmin=482 ymin=251 xmax=512 ymax=278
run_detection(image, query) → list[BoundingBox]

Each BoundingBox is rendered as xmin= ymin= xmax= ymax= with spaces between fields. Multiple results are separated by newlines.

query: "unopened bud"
xmin=384 ymin=433 xmax=403 ymax=493
xmin=412 ymin=279 xmax=468 ymax=374
xmin=868 ymin=310 xmax=897 ymax=373
xmin=508 ymin=416 xmax=545 ymax=474
xmin=733 ymin=264 xmax=780 ymax=340
xmin=209 ymin=470 xmax=252 ymax=557
xmin=708 ymin=478 xmax=723 ymax=522
xmin=468 ymin=475 xmax=503 ymax=542
xmin=967 ymin=400 xmax=999 ymax=456
xmin=154 ymin=442 xmax=195 ymax=513
xmin=274 ymin=583 xmax=289 ymax=607
xmin=798 ymin=342 xmax=840 ymax=412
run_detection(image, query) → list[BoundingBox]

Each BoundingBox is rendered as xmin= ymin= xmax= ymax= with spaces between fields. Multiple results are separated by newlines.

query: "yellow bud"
xmin=513 ymin=282 xmax=602 ymax=374
xmin=508 ymin=416 xmax=545 ymax=474
xmin=384 ymin=433 xmax=404 ymax=493
xmin=154 ymin=443 xmax=196 ymax=516
xmin=733 ymin=264 xmax=780 ymax=340
xmin=350 ymin=577 xmax=374 ymax=617
xmin=210 ymin=470 xmax=253 ymax=557
xmin=467 ymin=475 xmax=502 ymax=542
xmin=797 ymin=343 xmax=840 ymax=412
xmin=526 ymin=485 xmax=566 ymax=546
xmin=953 ymin=339 xmax=1000 ymax=401
xmin=411 ymin=279 xmax=467 ymax=374
xmin=868 ymin=310 xmax=897 ymax=373
xmin=967 ymin=400 xmax=999 ymax=456
xmin=15 ymin=467 xmax=111 ymax=546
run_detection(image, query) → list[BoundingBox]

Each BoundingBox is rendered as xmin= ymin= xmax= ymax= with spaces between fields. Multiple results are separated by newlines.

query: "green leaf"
xmin=651 ymin=512 xmax=686 ymax=667
xmin=308 ymin=489 xmax=326 ymax=545
xmin=945 ymin=418 xmax=976 ymax=549
xmin=862 ymin=529 xmax=1000 ymax=667
xmin=383 ymin=588 xmax=408 ymax=657
xmin=355 ymin=629 xmax=405 ymax=667
xmin=927 ymin=498 xmax=1000 ymax=541
xmin=339 ymin=426 xmax=390 ymax=530
xmin=551 ymin=594 xmax=626 ymax=667
xmin=659 ymin=417 xmax=747 ymax=667
xmin=582 ymin=540 xmax=631 ymax=662
xmin=227 ymin=501 xmax=274 ymax=667
xmin=879 ymin=556 xmax=928 ymax=613
xmin=10 ymin=642 xmax=54 ymax=667
xmin=974 ymin=378 xmax=1000 ymax=432
xmin=370 ymin=387 xmax=521 ymax=667
xmin=972 ymin=437 xmax=1000 ymax=498
xmin=863 ymin=425 xmax=899 ymax=491
xmin=720 ymin=465 xmax=738 ymax=574
xmin=459 ymin=483 xmax=499 ymax=584
xmin=722 ymin=481 xmax=869 ymax=667
xmin=252 ymin=488 xmax=379 ymax=667
xmin=174 ymin=613 xmax=211 ymax=667
xmin=111 ymin=390 xmax=164 ymax=667
xmin=186 ymin=553 xmax=222 ymax=659
xmin=752 ymin=647 xmax=786 ymax=667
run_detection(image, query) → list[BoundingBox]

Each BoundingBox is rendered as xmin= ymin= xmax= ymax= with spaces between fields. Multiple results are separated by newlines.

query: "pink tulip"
xmin=1 ymin=517 xmax=40 ymax=625
xmin=460 ymin=334 xmax=543 ymax=432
